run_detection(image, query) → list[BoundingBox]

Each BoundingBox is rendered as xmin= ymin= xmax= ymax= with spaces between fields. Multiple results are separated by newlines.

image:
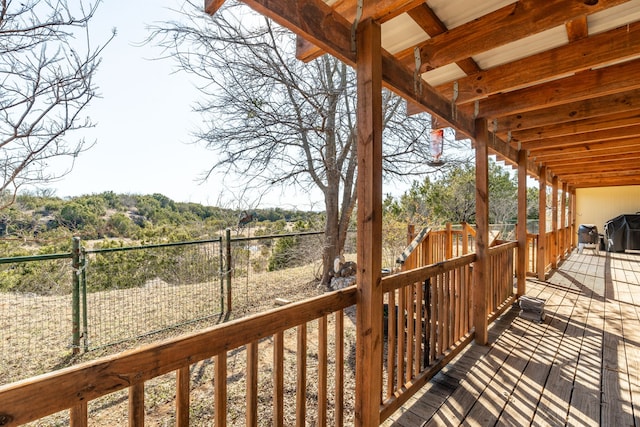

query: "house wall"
xmin=576 ymin=186 xmax=640 ymax=231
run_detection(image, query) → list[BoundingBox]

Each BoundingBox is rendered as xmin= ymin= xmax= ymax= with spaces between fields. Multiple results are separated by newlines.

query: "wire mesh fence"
xmin=0 ymin=254 xmax=74 ymax=385
xmin=226 ymin=231 xmax=327 ymax=309
xmin=0 ymin=231 xmax=336 ymax=385
xmin=83 ymin=238 xmax=224 ymax=350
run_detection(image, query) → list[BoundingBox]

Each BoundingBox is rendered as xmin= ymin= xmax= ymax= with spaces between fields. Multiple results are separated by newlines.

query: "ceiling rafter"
xmin=397 ymin=0 xmax=631 ymax=70
xmin=406 ymin=3 xmax=480 ymax=75
xmin=523 ymin=128 xmax=640 ymax=151
xmin=509 ymin=110 xmax=640 ymax=143
xmin=435 ymin=20 xmax=640 ymax=105
xmin=496 ymin=89 xmax=640 ymax=133
xmin=474 ymin=57 xmax=640 ymax=119
xmin=530 ymin=139 xmax=640 ymax=160
xmin=295 ymin=0 xmax=425 ymax=62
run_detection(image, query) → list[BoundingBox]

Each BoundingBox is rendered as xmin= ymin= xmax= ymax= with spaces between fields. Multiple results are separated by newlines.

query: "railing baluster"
xmin=215 ymin=352 xmax=227 ymax=427
xmin=129 ymin=382 xmax=145 ymax=427
xmin=406 ymin=284 xmax=414 ymax=383
xmin=439 ymin=273 xmax=446 ymax=357
xmin=69 ymin=402 xmax=87 ymax=427
xmin=397 ymin=287 xmax=405 ymax=389
xmin=318 ymin=315 xmax=328 ymax=426
xmin=454 ymin=267 xmax=460 ymax=342
xmin=335 ymin=310 xmax=344 ymax=427
xmin=246 ymin=341 xmax=258 ymax=427
xmin=176 ymin=367 xmax=190 ymax=427
xmin=414 ymin=281 xmax=423 ymax=377
xmin=386 ymin=290 xmax=396 ymax=398
xmin=296 ymin=324 xmax=307 ymax=427
xmin=273 ymin=332 xmax=284 ymax=427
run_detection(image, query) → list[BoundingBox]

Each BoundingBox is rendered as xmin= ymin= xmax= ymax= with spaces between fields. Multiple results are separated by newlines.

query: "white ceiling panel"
xmin=473 ymin=25 xmax=569 ymax=70
xmin=426 ymin=0 xmax=516 ymax=29
xmin=422 ymin=63 xmax=467 ymax=87
xmin=588 ymin=0 xmax=640 ymax=35
xmin=382 ymin=13 xmax=430 ymax=54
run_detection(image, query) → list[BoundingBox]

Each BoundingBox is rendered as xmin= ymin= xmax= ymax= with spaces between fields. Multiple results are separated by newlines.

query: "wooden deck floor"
xmin=384 ymin=250 xmax=640 ymax=427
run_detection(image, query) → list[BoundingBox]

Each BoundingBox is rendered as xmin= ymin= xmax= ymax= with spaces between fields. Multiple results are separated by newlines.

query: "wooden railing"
xmin=0 ymin=288 xmax=357 ymax=426
xmin=526 ymin=226 xmax=574 ymax=277
xmin=379 ymin=253 xmax=476 ymax=422
xmin=488 ymin=241 xmax=518 ymax=321
xmin=398 ymin=223 xmax=477 ymax=270
xmin=526 ymin=233 xmax=538 ymax=276
xmin=0 ymin=225 xmax=521 ymax=427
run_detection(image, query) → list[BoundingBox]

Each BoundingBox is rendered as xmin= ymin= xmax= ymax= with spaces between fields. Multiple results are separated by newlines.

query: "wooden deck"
xmin=384 ymin=250 xmax=640 ymax=427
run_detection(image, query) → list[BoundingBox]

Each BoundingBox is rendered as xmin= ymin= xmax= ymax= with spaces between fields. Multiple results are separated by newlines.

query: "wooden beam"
xmin=572 ymin=177 xmax=640 ymax=187
xmin=436 ymin=19 xmax=640 ymax=104
xmin=565 ymin=16 xmax=589 ymax=42
xmin=484 ymin=131 xmax=539 ymax=177
xmin=530 ymin=139 xmax=640 ymax=160
xmin=233 ymin=0 xmax=475 ymax=138
xmin=496 ymin=89 xmax=640 ymax=134
xmin=537 ymin=167 xmax=547 ymax=281
xmin=381 ymin=51 xmax=475 ymax=138
xmin=204 ymin=0 xmax=226 ymax=15
xmin=523 ymin=129 xmax=640 ymax=152
xmin=296 ymin=0 xmax=425 ymax=62
xmin=543 ymin=152 xmax=640 ymax=168
xmin=406 ymin=3 xmax=481 ymax=75
xmin=517 ymin=149 xmax=527 ymax=297
xmin=556 ymin=168 xmax=640 ymax=180
xmin=474 ymin=118 xmax=490 ymax=346
xmin=398 ymin=0 xmax=631 ymax=71
xmin=476 ymin=57 xmax=640 ymax=119
xmin=354 ymin=18 xmax=383 ymax=427
xmin=549 ymin=159 xmax=640 ymax=175
xmin=509 ymin=110 xmax=640 ymax=143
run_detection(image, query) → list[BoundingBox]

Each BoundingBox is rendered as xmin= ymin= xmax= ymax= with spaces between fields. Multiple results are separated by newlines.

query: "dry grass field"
xmin=2 ymin=260 xmax=359 ymax=425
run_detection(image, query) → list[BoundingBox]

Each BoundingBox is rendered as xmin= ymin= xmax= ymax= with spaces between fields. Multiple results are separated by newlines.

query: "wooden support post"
xmin=561 ymin=182 xmax=568 ymax=259
xmin=176 ymin=367 xmax=190 ymax=427
xmin=570 ymin=188 xmax=577 ymax=250
xmin=551 ymin=176 xmax=558 ymax=269
xmin=214 ymin=352 xmax=227 ymax=427
xmin=129 ymin=383 xmax=145 ymax=427
xmin=537 ymin=166 xmax=547 ymax=281
xmin=446 ymin=222 xmax=453 ymax=259
xmin=474 ymin=118 xmax=490 ymax=345
xmin=70 ymin=403 xmax=88 ymax=427
xmin=516 ymin=150 xmax=527 ymax=297
xmin=354 ymin=18 xmax=383 ymax=427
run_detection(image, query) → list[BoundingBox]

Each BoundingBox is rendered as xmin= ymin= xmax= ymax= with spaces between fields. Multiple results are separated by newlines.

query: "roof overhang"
xmin=206 ymin=0 xmax=640 ymax=189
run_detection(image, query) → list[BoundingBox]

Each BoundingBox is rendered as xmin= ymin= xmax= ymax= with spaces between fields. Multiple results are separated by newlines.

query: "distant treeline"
xmin=0 ymin=192 xmax=325 ymax=252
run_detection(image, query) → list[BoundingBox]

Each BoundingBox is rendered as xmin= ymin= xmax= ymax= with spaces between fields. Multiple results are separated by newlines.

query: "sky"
xmin=47 ymin=0 xmax=326 ymax=211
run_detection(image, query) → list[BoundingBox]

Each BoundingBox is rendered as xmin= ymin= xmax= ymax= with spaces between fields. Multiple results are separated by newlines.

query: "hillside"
xmin=0 ymin=191 xmax=325 ymax=254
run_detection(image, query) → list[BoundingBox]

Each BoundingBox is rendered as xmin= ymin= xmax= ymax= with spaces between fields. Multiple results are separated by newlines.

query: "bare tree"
xmin=0 ymin=0 xmax=114 ymax=209
xmin=151 ymin=1 xmax=471 ymax=285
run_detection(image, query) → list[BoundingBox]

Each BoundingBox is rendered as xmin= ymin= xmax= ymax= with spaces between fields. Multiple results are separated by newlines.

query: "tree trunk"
xmin=321 ymin=185 xmax=341 ymax=287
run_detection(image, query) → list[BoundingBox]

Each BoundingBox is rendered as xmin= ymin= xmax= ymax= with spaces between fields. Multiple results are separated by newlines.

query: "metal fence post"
xmin=218 ymin=236 xmax=224 ymax=313
xmin=71 ymin=236 xmax=81 ymax=355
xmin=81 ymin=246 xmax=89 ymax=352
xmin=225 ymin=228 xmax=232 ymax=313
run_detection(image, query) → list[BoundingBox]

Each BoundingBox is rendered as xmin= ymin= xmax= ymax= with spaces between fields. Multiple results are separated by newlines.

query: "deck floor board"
xmin=384 ymin=251 xmax=640 ymax=427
